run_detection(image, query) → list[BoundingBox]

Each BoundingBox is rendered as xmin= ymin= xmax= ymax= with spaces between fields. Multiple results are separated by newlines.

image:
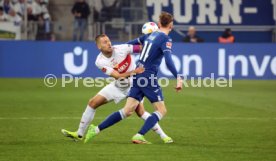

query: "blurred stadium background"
xmin=0 ymin=0 xmax=275 ymax=161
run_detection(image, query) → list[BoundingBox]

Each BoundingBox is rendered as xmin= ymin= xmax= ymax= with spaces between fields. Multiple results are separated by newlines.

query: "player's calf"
xmin=122 ymin=97 xmax=140 ymax=117
xmin=135 ymin=103 xmax=145 ymax=117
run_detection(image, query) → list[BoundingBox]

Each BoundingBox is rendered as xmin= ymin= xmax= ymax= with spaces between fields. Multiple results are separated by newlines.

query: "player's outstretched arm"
xmin=132 ymin=45 xmax=143 ymax=54
xmin=164 ymin=51 xmax=183 ymax=92
xmin=164 ymin=50 xmax=178 ymax=78
xmin=127 ymin=34 xmax=149 ymax=45
xmin=110 ymin=66 xmax=145 ymax=79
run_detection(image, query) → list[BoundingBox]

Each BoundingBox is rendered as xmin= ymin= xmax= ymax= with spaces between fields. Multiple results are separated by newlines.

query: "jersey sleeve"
xmin=114 ymin=44 xmax=133 ymax=53
xmin=162 ymin=38 xmax=178 ymax=78
xmin=161 ymin=37 xmax=173 ymax=53
xmin=113 ymin=44 xmax=135 ymax=58
xmin=127 ymin=34 xmax=149 ymax=45
xmin=95 ymin=60 xmax=114 ymax=76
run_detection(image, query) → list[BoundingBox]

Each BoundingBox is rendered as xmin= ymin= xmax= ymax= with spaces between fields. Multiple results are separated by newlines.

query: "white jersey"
xmin=95 ymin=44 xmax=136 ymax=89
xmin=95 ymin=44 xmax=136 ymax=75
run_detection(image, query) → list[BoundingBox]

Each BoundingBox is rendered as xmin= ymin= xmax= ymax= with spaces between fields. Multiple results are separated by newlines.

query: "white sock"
xmin=140 ymin=111 xmax=151 ymax=120
xmin=95 ymin=126 xmax=100 ymax=134
xmin=140 ymin=111 xmax=168 ymax=139
xmin=135 ymin=133 xmax=143 ymax=137
xmin=77 ymin=105 xmax=96 ymax=137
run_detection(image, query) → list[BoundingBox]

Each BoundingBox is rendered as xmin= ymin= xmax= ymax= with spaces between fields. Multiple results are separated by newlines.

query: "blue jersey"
xmin=128 ymin=31 xmax=178 ymax=78
xmin=127 ymin=31 xmax=179 ymax=103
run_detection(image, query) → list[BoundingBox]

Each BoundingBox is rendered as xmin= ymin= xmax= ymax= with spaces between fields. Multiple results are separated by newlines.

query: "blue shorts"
xmin=128 ymin=76 xmax=164 ymax=103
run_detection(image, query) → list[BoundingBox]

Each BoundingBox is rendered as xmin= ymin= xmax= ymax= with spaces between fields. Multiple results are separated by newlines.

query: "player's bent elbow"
xmin=110 ymin=72 xmax=120 ymax=80
xmin=112 ymin=74 xmax=120 ymax=79
xmin=111 ymin=73 xmax=126 ymax=80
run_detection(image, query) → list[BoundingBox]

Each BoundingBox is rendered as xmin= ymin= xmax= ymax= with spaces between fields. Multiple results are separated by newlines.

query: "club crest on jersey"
xmin=166 ymin=42 xmax=172 ymax=49
xmin=102 ymin=67 xmax=107 ymax=73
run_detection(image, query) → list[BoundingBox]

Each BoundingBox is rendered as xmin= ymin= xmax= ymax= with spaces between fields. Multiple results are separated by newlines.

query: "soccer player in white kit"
xmin=61 ymin=34 xmax=173 ymax=143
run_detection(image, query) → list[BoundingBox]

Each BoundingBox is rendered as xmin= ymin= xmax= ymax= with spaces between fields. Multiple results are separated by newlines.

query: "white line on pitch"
xmin=0 ymin=117 xmax=275 ymax=121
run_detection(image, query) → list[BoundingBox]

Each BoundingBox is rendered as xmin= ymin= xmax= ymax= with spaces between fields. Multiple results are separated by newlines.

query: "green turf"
xmin=0 ymin=79 xmax=275 ymax=161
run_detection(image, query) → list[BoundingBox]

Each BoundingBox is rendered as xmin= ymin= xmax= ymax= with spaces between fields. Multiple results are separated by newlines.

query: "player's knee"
xmin=158 ymin=108 xmax=167 ymax=116
xmin=123 ymin=108 xmax=135 ymax=117
xmin=88 ymin=98 xmax=98 ymax=109
xmin=125 ymin=110 xmax=134 ymax=117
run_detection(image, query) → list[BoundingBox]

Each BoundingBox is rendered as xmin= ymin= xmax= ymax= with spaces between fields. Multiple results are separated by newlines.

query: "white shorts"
xmin=98 ymin=82 xmax=130 ymax=104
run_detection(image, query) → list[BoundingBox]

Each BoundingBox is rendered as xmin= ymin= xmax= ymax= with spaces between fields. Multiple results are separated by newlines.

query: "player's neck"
xmin=159 ymin=28 xmax=170 ymax=35
xmin=102 ymin=51 xmax=113 ymax=58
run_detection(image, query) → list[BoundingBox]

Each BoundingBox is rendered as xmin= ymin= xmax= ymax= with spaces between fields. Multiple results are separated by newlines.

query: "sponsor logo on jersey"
xmin=166 ymin=42 xmax=172 ymax=49
xmin=114 ymin=54 xmax=131 ymax=73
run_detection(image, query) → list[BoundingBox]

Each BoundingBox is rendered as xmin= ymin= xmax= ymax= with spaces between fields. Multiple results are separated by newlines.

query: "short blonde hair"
xmin=95 ymin=34 xmax=107 ymax=45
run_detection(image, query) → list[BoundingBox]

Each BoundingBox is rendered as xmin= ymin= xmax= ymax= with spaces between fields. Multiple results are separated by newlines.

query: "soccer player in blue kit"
xmin=85 ymin=12 xmax=183 ymax=144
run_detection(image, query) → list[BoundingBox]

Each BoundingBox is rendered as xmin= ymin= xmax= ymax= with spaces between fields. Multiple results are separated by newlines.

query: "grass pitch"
xmin=0 ymin=79 xmax=275 ymax=161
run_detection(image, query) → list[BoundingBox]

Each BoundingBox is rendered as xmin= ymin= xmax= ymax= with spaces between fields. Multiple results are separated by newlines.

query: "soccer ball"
xmin=142 ymin=22 xmax=158 ymax=34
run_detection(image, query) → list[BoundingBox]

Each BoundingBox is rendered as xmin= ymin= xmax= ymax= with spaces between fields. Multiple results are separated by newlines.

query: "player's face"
xmin=98 ymin=36 xmax=112 ymax=53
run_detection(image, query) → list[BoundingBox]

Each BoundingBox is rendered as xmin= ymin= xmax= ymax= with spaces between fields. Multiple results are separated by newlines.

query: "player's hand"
xmin=175 ymin=77 xmax=183 ymax=92
xmin=134 ymin=66 xmax=145 ymax=74
xmin=139 ymin=45 xmax=143 ymax=51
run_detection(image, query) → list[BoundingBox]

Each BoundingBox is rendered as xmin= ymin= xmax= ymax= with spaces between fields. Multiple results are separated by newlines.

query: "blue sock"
xmin=138 ymin=113 xmax=160 ymax=135
xmin=98 ymin=110 xmax=124 ymax=131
